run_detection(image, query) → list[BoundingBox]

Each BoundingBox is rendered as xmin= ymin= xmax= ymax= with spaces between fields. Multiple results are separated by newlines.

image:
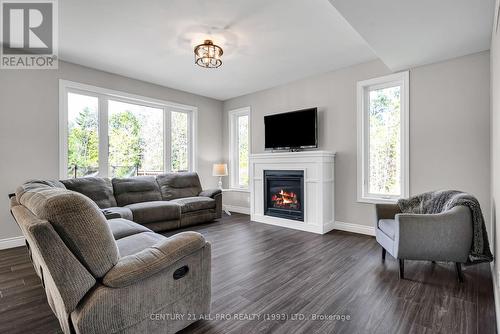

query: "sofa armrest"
xmin=103 ymin=232 xmax=207 ymax=287
xmin=200 ymin=189 xmax=222 ymax=218
xmin=395 ymin=206 xmax=472 ymax=262
xmin=199 ymin=188 xmax=222 ymax=198
xmin=100 ymin=209 xmax=121 ymax=220
xmin=375 ymin=203 xmax=400 ymax=221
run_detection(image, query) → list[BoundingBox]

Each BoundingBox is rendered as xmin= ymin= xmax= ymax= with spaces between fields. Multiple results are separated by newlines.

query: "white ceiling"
xmin=60 ymin=0 xmax=496 ymax=100
xmin=329 ymin=0 xmax=496 ymax=71
xmin=59 ymin=0 xmax=376 ymax=100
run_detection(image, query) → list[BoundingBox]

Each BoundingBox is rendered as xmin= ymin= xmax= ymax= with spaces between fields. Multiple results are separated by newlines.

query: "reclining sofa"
xmin=9 ymin=172 xmax=218 ymax=333
xmin=60 ymin=172 xmax=222 ymax=231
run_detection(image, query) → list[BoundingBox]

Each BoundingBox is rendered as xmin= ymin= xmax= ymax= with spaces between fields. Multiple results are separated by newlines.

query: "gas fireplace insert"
xmin=263 ymin=170 xmax=304 ymax=221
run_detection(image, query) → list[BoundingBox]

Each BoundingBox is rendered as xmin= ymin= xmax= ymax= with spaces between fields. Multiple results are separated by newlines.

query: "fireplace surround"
xmin=249 ymin=151 xmax=335 ymax=234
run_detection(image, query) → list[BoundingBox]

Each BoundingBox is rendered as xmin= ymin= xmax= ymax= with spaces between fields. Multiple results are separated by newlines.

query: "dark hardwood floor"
xmin=0 ymin=213 xmax=496 ymax=334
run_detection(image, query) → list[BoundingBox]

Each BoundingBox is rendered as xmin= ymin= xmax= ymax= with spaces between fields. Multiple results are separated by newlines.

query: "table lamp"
xmin=212 ymin=163 xmax=228 ymax=189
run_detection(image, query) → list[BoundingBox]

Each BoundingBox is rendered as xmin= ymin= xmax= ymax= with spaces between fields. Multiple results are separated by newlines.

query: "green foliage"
xmin=171 ymin=112 xmax=188 ymax=171
xmin=68 ymin=103 xmax=189 ymax=179
xmin=369 ymin=87 xmax=401 ymax=196
xmin=108 ymin=111 xmax=144 ymax=177
xmin=139 ymin=113 xmax=163 ymax=173
xmin=67 ymin=107 xmax=99 ymax=177
xmin=238 ymin=115 xmax=249 ymax=186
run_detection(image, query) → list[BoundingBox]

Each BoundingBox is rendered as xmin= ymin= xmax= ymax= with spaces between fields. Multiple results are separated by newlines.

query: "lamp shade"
xmin=212 ymin=163 xmax=228 ymax=176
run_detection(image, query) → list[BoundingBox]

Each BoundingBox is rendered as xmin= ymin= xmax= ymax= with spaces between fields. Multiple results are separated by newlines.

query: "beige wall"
xmin=490 ymin=0 xmax=500 ymax=302
xmin=0 ymin=61 xmax=223 ymax=240
xmin=223 ymin=52 xmax=491 ymax=231
xmin=0 ymin=51 xmax=492 ymax=242
xmin=410 ymin=52 xmax=491 ymax=225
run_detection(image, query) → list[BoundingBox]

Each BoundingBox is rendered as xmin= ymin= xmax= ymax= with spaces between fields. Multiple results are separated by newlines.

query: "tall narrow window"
xmin=229 ymin=107 xmax=250 ymax=188
xmin=108 ymin=100 xmax=164 ymax=177
xmin=357 ymin=72 xmax=409 ymax=203
xmin=171 ymin=111 xmax=189 ymax=172
xmin=60 ymin=80 xmax=197 ymax=179
xmin=237 ymin=114 xmax=249 ymax=186
xmin=66 ymin=92 xmax=99 ymax=178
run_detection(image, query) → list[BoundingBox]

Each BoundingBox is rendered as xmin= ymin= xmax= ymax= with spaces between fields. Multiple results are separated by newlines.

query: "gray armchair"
xmin=375 ymin=203 xmax=472 ymax=282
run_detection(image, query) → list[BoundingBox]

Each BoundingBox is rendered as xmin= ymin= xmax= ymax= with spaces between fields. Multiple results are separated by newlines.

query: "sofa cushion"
xmin=16 ymin=184 xmax=119 ymax=278
xmin=143 ymin=220 xmax=180 ymax=232
xmin=170 ymin=196 xmax=216 ymax=213
xmin=115 ymin=231 xmax=166 ymax=257
xmin=107 ymin=218 xmax=151 ymax=240
xmin=378 ymin=219 xmax=396 ymax=239
xmin=112 ymin=176 xmax=162 ymax=206
xmin=156 ymin=172 xmax=202 ymax=200
xmin=101 ymin=207 xmax=133 ymax=220
xmin=61 ymin=177 xmax=117 ymax=209
xmin=125 ymin=201 xmax=181 ymax=224
xmin=16 ymin=179 xmax=66 ymax=199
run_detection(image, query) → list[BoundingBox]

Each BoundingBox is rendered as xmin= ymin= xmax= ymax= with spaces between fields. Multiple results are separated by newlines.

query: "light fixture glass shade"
xmin=194 ymin=40 xmax=223 ymax=68
xmin=212 ymin=163 xmax=228 ymax=176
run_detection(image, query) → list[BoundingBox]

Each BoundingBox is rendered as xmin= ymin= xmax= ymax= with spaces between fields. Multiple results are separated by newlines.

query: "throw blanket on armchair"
xmin=397 ymin=190 xmax=493 ymax=264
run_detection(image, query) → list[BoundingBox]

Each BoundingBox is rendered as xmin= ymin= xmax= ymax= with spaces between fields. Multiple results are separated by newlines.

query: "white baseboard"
xmin=491 ymin=264 xmax=500 ymax=334
xmin=224 ymin=205 xmax=250 ymax=215
xmin=0 ymin=236 xmax=25 ymax=250
xmin=333 ymin=221 xmax=375 ymax=236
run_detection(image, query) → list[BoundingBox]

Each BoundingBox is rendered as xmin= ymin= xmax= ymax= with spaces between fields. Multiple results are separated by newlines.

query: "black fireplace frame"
xmin=263 ymin=170 xmax=304 ymax=221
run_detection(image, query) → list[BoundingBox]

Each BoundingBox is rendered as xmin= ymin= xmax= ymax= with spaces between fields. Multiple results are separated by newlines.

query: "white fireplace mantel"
xmin=249 ymin=150 xmax=335 ymax=234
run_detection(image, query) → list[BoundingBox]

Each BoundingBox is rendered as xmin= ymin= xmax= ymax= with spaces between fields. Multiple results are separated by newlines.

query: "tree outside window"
xmin=171 ymin=111 xmax=189 ymax=172
xmin=229 ymin=107 xmax=250 ymax=189
xmin=67 ymin=93 xmax=99 ymax=178
xmin=357 ymin=72 xmax=409 ymax=203
xmin=64 ymin=85 xmax=195 ymax=179
xmin=368 ymin=86 xmax=401 ymax=196
xmin=238 ymin=115 xmax=249 ymax=187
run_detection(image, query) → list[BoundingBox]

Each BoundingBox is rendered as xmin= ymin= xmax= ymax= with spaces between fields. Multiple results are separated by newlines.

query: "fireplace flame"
xmin=271 ymin=189 xmax=299 ymax=209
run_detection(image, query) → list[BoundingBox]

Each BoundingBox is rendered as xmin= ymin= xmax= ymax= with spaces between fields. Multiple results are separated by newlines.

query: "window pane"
xmin=238 ymin=115 xmax=249 ymax=187
xmin=67 ymin=92 xmax=99 ymax=178
xmin=108 ymin=100 xmax=164 ymax=178
xmin=368 ymin=86 xmax=401 ymax=196
xmin=171 ymin=111 xmax=189 ymax=172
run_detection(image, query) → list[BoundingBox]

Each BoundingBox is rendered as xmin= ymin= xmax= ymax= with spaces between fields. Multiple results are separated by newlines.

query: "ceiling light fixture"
xmin=194 ymin=40 xmax=223 ymax=68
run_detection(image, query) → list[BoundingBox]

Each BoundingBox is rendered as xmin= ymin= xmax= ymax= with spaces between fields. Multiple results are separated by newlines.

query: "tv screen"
xmin=264 ymin=108 xmax=317 ymax=150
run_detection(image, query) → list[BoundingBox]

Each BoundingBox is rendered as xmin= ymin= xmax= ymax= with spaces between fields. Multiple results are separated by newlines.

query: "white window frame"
xmin=356 ymin=71 xmax=409 ymax=204
xmin=228 ymin=106 xmax=251 ymax=189
xmin=59 ymin=80 xmax=197 ymax=178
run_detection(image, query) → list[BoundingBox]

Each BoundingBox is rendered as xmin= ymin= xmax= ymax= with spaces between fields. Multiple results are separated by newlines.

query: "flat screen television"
xmin=264 ymin=108 xmax=318 ymax=150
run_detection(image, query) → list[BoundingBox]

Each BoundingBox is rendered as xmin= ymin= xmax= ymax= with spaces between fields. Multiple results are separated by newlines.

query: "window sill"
xmin=357 ymin=197 xmax=399 ymax=205
xmin=223 ymin=188 xmax=250 ymax=193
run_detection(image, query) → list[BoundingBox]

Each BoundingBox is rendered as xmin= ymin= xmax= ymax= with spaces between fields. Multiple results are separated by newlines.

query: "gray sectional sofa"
xmin=8 ymin=172 xmax=219 ymax=333
xmin=60 ymin=172 xmax=222 ymax=231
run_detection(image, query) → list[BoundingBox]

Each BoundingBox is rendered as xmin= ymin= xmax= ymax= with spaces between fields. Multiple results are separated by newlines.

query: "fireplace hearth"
xmin=264 ymin=170 xmax=304 ymax=221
